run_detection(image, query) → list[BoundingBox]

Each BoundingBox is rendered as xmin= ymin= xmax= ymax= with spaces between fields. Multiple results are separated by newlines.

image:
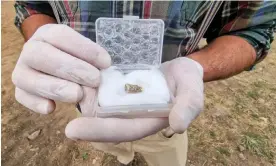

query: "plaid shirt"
xmin=14 ymin=1 xmax=276 ymax=64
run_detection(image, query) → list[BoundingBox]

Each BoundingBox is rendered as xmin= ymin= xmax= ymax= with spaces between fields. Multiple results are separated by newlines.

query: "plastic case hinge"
xmin=123 ymin=15 xmax=139 ymax=19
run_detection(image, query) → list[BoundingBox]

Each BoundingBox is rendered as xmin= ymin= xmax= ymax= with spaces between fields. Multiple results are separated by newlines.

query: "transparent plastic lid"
xmin=95 ymin=17 xmax=165 ymax=70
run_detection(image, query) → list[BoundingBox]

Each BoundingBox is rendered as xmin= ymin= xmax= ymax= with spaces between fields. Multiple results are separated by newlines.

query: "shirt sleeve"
xmin=14 ymin=1 xmax=55 ymax=32
xmin=205 ymin=1 xmax=276 ymax=66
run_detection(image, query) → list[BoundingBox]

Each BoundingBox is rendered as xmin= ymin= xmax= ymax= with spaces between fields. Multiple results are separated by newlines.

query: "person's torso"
xmin=45 ymin=1 xmax=274 ymax=62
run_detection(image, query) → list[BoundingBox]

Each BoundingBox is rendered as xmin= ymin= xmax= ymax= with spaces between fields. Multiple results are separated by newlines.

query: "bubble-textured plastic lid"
xmin=95 ymin=17 xmax=164 ymax=71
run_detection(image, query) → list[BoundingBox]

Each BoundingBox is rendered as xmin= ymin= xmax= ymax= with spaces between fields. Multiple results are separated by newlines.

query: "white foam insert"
xmin=98 ymin=67 xmax=170 ymax=107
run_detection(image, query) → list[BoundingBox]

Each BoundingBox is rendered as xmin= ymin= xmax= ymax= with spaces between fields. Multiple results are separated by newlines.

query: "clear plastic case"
xmin=95 ymin=17 xmax=172 ymax=118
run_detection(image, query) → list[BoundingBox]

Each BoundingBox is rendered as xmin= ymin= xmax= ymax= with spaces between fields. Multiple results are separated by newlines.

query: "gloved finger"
xmin=169 ymin=91 xmax=204 ymax=134
xmin=65 ymin=117 xmax=169 ymax=142
xmin=15 ymin=87 xmax=55 ymax=114
xmin=31 ymin=24 xmax=111 ymax=69
xmin=12 ymin=65 xmax=83 ymax=103
xmin=165 ymin=58 xmax=204 ymax=134
xmin=78 ymin=86 xmax=98 ymax=117
xmin=159 ymin=61 xmax=177 ymax=96
xmin=168 ymin=72 xmax=204 ymax=134
xmin=21 ymin=41 xmax=100 ymax=87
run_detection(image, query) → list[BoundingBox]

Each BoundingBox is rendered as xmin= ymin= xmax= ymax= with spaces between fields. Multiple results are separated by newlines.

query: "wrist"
xmin=186 ymin=52 xmax=207 ymax=80
xmin=183 ymin=57 xmax=204 ymax=79
xmin=170 ymin=57 xmax=204 ymax=79
xmin=22 ymin=14 xmax=57 ymax=41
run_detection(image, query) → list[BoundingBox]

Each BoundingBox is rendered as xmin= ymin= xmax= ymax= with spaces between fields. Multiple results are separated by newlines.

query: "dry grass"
xmin=187 ymin=40 xmax=276 ymax=166
xmin=241 ymin=132 xmax=274 ymax=161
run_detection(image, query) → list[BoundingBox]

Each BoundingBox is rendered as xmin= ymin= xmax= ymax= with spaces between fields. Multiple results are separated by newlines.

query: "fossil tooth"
xmin=125 ymin=83 xmax=143 ymax=93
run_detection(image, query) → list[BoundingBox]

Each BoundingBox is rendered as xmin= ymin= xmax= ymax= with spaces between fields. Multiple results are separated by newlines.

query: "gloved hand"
xmin=12 ymin=24 xmax=111 ymax=114
xmin=65 ymin=57 xmax=204 ymax=142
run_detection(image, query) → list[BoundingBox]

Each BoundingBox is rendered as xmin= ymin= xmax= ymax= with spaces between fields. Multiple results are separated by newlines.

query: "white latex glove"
xmin=65 ymin=57 xmax=204 ymax=142
xmin=12 ymin=24 xmax=111 ymax=114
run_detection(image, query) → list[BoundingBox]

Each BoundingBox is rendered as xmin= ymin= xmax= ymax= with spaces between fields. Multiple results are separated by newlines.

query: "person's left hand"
xmin=65 ymin=57 xmax=204 ymax=142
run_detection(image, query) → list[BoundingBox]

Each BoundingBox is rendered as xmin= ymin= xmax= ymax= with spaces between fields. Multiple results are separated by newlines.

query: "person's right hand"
xmin=12 ymin=24 xmax=111 ymax=114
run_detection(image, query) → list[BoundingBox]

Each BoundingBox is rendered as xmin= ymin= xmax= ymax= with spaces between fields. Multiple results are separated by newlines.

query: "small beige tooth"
xmin=125 ymin=83 xmax=143 ymax=93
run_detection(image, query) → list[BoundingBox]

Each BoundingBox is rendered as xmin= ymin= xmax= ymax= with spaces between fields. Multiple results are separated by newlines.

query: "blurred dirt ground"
xmin=1 ymin=1 xmax=276 ymax=166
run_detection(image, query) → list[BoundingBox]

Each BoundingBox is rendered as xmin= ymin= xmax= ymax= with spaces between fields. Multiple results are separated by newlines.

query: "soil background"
xmin=2 ymin=2 xmax=276 ymax=166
